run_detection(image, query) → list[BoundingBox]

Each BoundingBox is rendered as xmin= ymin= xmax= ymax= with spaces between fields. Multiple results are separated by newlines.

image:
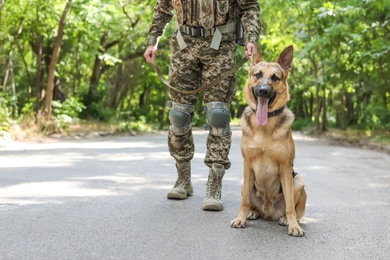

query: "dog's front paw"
xmin=288 ymin=224 xmax=305 ymax=237
xmin=280 ymin=217 xmax=305 ymax=236
xmin=230 ymin=218 xmax=247 ymax=228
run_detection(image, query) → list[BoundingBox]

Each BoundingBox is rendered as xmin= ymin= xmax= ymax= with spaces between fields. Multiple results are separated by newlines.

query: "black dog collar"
xmin=251 ymin=105 xmax=286 ymax=118
xmin=268 ymin=106 xmax=285 ymax=118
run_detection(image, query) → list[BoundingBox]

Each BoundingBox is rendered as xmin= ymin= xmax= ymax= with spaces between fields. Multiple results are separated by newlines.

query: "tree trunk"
xmin=295 ymin=90 xmax=306 ymax=119
xmin=309 ymin=91 xmax=313 ymax=119
xmin=320 ymin=61 xmax=327 ymax=131
xmin=310 ymin=56 xmax=322 ymax=132
xmin=378 ymin=57 xmax=389 ymax=109
xmin=3 ymin=46 xmax=14 ymax=94
xmin=42 ymin=0 xmax=72 ymax=119
xmin=127 ymin=87 xmax=135 ymax=112
xmin=109 ymin=63 xmax=123 ymax=109
xmin=3 ymin=3 xmax=29 ymax=91
xmin=53 ymin=77 xmax=66 ymax=102
xmin=35 ymin=34 xmax=43 ymax=113
xmin=321 ymin=84 xmax=327 ymax=131
xmin=345 ymin=91 xmax=355 ymax=126
xmin=108 ymin=42 xmax=124 ymax=109
xmin=86 ymin=32 xmax=108 ymax=107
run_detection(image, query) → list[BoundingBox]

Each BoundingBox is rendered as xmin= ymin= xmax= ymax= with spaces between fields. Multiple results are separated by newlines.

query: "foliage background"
xmin=0 ymin=0 xmax=389 ymax=140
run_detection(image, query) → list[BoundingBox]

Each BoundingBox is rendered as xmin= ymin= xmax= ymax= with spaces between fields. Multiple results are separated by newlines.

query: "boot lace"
xmin=206 ymin=172 xmax=221 ymax=199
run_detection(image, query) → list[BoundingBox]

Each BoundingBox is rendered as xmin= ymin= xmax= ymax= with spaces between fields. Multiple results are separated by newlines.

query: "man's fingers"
xmin=143 ymin=46 xmax=157 ymax=63
xmin=245 ymin=43 xmax=254 ymax=59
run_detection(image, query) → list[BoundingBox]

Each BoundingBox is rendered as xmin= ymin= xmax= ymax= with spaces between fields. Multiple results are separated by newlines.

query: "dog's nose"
xmin=256 ymin=85 xmax=271 ymax=98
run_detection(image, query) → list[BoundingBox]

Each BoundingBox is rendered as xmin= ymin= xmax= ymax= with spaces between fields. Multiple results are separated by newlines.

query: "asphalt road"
xmin=0 ymin=128 xmax=389 ymax=260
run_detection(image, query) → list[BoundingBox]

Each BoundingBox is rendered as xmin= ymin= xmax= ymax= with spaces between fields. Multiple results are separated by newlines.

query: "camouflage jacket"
xmin=146 ymin=0 xmax=260 ymax=47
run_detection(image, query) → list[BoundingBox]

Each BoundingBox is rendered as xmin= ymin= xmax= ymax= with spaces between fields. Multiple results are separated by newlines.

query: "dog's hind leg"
xmin=293 ymin=174 xmax=306 ymax=222
xmin=295 ymin=189 xmax=306 ymax=222
xmin=247 ymin=206 xmax=261 ymax=220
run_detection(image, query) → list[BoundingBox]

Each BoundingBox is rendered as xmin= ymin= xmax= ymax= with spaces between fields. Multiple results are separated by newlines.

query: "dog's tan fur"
xmin=230 ymin=45 xmax=307 ymax=237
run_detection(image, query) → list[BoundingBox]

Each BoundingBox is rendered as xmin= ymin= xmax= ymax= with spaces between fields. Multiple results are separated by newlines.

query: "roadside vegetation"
xmin=0 ymin=0 xmax=389 ymax=149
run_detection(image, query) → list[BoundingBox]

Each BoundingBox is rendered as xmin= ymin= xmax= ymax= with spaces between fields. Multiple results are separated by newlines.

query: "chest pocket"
xmin=217 ymin=0 xmax=229 ymax=14
xmin=199 ymin=0 xmax=215 ymax=29
xmin=172 ymin=0 xmax=184 ymax=25
xmin=216 ymin=0 xmax=229 ymax=25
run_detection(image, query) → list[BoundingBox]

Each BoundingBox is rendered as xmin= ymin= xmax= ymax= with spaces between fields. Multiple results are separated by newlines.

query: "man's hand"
xmin=144 ymin=45 xmax=157 ymax=63
xmin=245 ymin=43 xmax=255 ymax=59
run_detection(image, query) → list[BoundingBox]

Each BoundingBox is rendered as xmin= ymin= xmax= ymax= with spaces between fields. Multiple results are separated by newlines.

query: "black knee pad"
xmin=169 ymin=102 xmax=194 ymax=135
xmin=205 ymin=102 xmax=231 ymax=136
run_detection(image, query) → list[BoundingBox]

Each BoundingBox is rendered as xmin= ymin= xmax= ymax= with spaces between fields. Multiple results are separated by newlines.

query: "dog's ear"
xmin=276 ymin=45 xmax=294 ymax=73
xmin=251 ymin=43 xmax=264 ymax=65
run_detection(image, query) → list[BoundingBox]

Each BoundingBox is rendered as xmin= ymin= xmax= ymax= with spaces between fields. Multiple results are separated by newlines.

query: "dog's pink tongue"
xmin=256 ymin=97 xmax=269 ymax=126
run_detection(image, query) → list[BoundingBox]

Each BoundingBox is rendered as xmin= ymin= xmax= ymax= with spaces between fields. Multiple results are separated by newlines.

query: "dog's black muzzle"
xmin=252 ymin=84 xmax=277 ymax=105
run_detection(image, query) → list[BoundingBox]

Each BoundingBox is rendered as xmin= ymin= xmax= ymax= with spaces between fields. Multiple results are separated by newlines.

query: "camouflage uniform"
xmin=147 ymin=1 xmax=260 ymax=207
xmin=147 ymin=0 xmax=260 ymax=170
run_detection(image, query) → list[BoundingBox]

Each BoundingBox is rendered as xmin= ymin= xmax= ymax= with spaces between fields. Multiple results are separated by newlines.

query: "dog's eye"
xmin=271 ymin=74 xmax=280 ymax=82
xmin=254 ymin=72 xmax=262 ymax=79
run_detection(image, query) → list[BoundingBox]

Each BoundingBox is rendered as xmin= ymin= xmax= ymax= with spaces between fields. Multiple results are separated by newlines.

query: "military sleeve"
xmin=146 ymin=0 xmax=174 ymax=46
xmin=237 ymin=0 xmax=261 ymax=45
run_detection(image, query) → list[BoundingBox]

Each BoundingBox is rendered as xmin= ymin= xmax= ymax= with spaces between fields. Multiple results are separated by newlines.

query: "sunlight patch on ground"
xmin=72 ymin=175 xmax=149 ymax=184
xmin=358 ymin=201 xmax=390 ymax=206
xmin=0 ymin=181 xmax=114 ymax=198
xmin=152 ymin=184 xmax=172 ymax=190
xmin=193 ymin=152 xmax=206 ymax=159
xmin=368 ymin=183 xmax=390 ymax=188
xmin=148 ymin=152 xmax=171 ymax=160
xmin=0 ymin=199 xmax=64 ymax=206
xmin=330 ymin=152 xmax=345 ymax=156
xmin=3 ymin=140 xmax=165 ymax=151
xmin=292 ymin=133 xmax=318 ymax=141
xmin=307 ymin=166 xmax=325 ymax=170
xmin=0 ymin=154 xmax=84 ymax=168
xmin=0 ymin=152 xmax=171 ymax=167
xmin=95 ymin=152 xmax=170 ymax=162
xmin=300 ymin=217 xmax=320 ymax=224
xmin=223 ymin=176 xmax=242 ymax=182
xmin=161 ymin=163 xmax=174 ymax=167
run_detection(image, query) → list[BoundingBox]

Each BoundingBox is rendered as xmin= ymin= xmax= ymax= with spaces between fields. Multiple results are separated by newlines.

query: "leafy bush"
xmin=116 ymin=116 xmax=153 ymax=133
xmin=0 ymin=94 xmax=11 ymax=131
xmin=21 ymin=100 xmax=36 ymax=118
xmin=292 ymin=118 xmax=314 ymax=131
xmin=50 ymin=98 xmax=86 ymax=132
xmin=0 ymin=130 xmax=11 ymax=145
xmin=85 ymin=102 xmax=116 ymax=121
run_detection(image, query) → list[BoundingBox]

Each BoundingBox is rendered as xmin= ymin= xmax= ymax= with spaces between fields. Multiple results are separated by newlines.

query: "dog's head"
xmin=244 ymin=45 xmax=294 ymax=126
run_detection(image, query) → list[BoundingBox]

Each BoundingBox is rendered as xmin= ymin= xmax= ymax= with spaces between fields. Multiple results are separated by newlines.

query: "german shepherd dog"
xmin=230 ymin=45 xmax=307 ymax=237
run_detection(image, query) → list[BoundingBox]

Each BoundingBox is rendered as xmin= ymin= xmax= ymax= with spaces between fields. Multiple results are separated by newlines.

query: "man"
xmin=144 ymin=0 xmax=260 ymax=211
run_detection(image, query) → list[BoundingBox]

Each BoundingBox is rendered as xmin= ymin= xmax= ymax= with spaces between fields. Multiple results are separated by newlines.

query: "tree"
xmin=42 ymin=0 xmax=72 ymax=119
xmin=0 ymin=0 xmax=388 ymax=135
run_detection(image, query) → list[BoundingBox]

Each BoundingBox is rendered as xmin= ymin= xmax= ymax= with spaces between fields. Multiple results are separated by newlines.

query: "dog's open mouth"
xmin=253 ymin=90 xmax=277 ymax=126
xmin=256 ymin=97 xmax=269 ymax=126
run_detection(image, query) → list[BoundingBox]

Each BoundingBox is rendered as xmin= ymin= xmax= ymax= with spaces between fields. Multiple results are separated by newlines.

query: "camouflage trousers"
xmin=167 ymin=30 xmax=236 ymax=170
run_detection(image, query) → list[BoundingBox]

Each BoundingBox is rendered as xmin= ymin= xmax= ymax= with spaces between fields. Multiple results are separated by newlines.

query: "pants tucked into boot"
xmin=202 ymin=163 xmax=225 ymax=211
xmin=167 ymin=115 xmax=231 ymax=207
xmin=166 ymin=25 xmax=236 ymax=207
xmin=167 ymin=161 xmax=193 ymax=199
xmin=204 ymin=133 xmax=232 ymax=170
